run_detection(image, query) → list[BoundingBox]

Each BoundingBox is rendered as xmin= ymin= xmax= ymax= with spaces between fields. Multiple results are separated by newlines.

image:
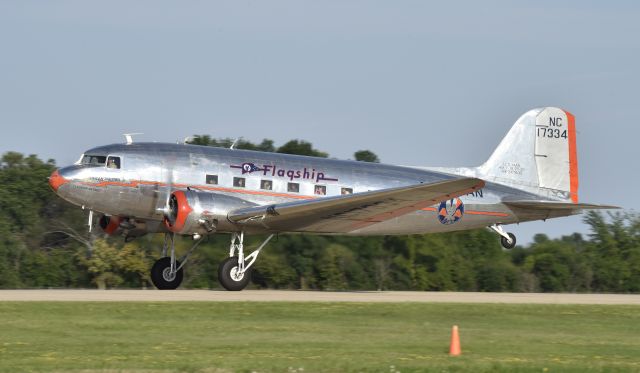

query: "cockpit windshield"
xmin=80 ymin=155 xmax=107 ymax=166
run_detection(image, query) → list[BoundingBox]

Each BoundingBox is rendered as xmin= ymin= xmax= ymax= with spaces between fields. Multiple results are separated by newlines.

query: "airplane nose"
xmin=48 ymin=169 xmax=69 ymax=192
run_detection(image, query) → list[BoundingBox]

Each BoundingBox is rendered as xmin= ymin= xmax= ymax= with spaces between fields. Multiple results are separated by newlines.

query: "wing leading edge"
xmin=228 ymin=177 xmax=485 ymax=233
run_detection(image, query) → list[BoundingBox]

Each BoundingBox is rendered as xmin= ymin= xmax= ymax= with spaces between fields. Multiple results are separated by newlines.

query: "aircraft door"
xmin=105 ymin=155 xmax=142 ymax=214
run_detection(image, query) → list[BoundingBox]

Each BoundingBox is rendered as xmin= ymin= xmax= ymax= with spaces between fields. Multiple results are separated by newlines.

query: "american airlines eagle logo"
xmin=438 ymin=198 xmax=464 ymax=225
xmin=239 ymin=163 xmax=262 ymax=174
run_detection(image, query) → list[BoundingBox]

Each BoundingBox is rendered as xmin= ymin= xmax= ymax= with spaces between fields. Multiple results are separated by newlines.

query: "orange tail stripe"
xmin=565 ymin=110 xmax=579 ymax=203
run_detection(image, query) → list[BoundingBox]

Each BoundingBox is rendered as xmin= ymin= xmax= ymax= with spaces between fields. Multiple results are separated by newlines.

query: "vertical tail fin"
xmin=477 ymin=107 xmax=579 ymax=202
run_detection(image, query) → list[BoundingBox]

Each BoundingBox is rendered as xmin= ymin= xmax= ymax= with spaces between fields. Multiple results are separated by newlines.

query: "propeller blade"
xmin=155 ymin=158 xmax=177 ymax=224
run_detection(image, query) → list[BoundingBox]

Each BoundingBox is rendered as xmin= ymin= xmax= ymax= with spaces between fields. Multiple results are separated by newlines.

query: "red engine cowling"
xmin=163 ymin=190 xmax=255 ymax=235
xmin=99 ymin=215 xmax=123 ymax=235
xmin=98 ymin=214 xmax=158 ymax=241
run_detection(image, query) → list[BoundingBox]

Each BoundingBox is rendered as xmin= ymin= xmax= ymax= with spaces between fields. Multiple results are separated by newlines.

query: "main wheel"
xmin=500 ymin=233 xmax=517 ymax=249
xmin=218 ymin=256 xmax=251 ymax=291
xmin=150 ymin=257 xmax=184 ymax=290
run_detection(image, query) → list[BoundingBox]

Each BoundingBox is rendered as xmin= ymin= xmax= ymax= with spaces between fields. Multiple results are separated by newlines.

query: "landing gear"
xmin=150 ymin=232 xmax=204 ymax=290
xmin=501 ymin=233 xmax=517 ymax=249
xmin=151 ymin=257 xmax=183 ymax=289
xmin=218 ymin=256 xmax=251 ymax=291
xmin=148 ymin=231 xmax=273 ymax=291
xmin=218 ymin=232 xmax=274 ymax=291
xmin=489 ymin=224 xmax=517 ymax=249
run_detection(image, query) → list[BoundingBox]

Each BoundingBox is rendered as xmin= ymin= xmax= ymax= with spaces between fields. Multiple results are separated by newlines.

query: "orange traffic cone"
xmin=449 ymin=325 xmax=461 ymax=356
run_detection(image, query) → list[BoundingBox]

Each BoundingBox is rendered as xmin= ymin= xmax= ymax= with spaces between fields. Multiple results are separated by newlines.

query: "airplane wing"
xmin=503 ymin=200 xmax=619 ymax=211
xmin=228 ymin=177 xmax=485 ymax=233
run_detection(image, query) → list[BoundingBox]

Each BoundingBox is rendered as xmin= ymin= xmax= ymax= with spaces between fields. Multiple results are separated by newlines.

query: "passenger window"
xmin=287 ymin=182 xmax=299 ymax=193
xmin=260 ymin=180 xmax=272 ymax=190
xmin=106 ymin=156 xmax=121 ymax=169
xmin=314 ymin=185 xmax=326 ymax=195
xmin=206 ymin=174 xmax=218 ymax=185
xmin=341 ymin=187 xmax=353 ymax=195
xmin=233 ymin=177 xmax=246 ymax=188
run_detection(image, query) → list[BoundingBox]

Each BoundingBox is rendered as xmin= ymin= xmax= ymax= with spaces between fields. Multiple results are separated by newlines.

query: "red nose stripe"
xmin=49 ymin=170 xmax=69 ymax=192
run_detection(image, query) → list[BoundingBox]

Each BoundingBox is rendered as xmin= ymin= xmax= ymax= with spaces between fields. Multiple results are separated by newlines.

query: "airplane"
xmin=48 ymin=107 xmax=616 ymax=291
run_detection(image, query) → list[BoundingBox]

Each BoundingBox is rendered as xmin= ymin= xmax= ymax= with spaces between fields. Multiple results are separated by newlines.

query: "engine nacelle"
xmin=164 ymin=190 xmax=256 ymax=235
xmin=99 ymin=215 xmax=123 ymax=235
xmin=98 ymin=214 xmax=158 ymax=241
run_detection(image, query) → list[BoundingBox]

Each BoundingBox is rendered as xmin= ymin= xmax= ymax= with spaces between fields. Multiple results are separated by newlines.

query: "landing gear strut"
xmin=489 ymin=224 xmax=517 ymax=249
xmin=150 ymin=232 xmax=204 ymax=290
xmin=218 ymin=232 xmax=274 ymax=291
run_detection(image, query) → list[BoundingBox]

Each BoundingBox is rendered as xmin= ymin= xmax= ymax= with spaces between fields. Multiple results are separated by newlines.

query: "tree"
xmin=77 ymin=239 xmax=154 ymax=289
xmin=0 ymin=152 xmax=57 ymax=232
xmin=277 ymin=140 xmax=328 ymax=158
xmin=583 ymin=211 xmax=639 ymax=292
xmin=189 ymin=135 xmax=331 ymax=158
xmin=78 ymin=239 xmax=123 ymax=289
xmin=317 ymin=244 xmax=364 ymax=290
xmin=476 ymin=261 xmax=520 ymax=292
xmin=187 ymin=136 xmax=276 ymax=152
xmin=354 ymin=150 xmax=380 ymax=163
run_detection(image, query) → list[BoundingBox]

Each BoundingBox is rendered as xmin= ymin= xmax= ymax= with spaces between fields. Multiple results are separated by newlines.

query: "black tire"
xmin=150 ymin=257 xmax=184 ymax=290
xmin=218 ymin=256 xmax=251 ymax=291
xmin=501 ymin=233 xmax=517 ymax=249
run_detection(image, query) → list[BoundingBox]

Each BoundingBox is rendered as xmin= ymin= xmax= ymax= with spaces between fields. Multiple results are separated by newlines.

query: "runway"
xmin=1 ymin=290 xmax=639 ymax=304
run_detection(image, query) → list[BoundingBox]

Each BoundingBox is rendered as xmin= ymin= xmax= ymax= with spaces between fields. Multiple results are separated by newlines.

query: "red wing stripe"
xmin=421 ymin=207 xmax=508 ymax=217
xmin=465 ymin=210 xmax=509 ymax=217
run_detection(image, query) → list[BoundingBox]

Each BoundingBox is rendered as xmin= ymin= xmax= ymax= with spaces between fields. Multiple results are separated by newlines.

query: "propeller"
xmin=166 ymin=193 xmax=179 ymax=226
xmin=154 ymin=159 xmax=177 ymax=224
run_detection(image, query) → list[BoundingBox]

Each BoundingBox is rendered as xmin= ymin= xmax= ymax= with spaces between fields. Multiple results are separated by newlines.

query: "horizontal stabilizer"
xmin=504 ymin=200 xmax=619 ymax=211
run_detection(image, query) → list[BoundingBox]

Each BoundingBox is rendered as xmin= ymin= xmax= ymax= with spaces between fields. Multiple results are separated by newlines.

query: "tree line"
xmin=0 ymin=138 xmax=637 ymax=292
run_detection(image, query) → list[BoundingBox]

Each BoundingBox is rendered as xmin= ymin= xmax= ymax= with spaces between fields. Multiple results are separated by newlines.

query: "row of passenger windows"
xmin=206 ymin=174 xmax=353 ymax=195
xmin=79 ymin=157 xmax=353 ymax=196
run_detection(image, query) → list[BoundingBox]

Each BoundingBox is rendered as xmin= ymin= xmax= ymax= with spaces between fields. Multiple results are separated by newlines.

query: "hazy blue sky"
xmin=1 ymin=1 xmax=638 ymax=243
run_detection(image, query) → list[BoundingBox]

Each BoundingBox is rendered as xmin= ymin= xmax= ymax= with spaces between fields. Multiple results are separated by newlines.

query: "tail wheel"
xmin=218 ymin=256 xmax=251 ymax=291
xmin=501 ymin=233 xmax=517 ymax=249
xmin=150 ymin=257 xmax=184 ymax=290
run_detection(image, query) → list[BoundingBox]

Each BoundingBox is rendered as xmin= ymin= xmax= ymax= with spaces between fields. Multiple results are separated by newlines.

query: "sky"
xmin=1 ymin=1 xmax=638 ymax=244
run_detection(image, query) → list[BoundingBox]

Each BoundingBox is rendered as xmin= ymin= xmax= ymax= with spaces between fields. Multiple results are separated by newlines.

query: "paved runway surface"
xmin=1 ymin=290 xmax=639 ymax=304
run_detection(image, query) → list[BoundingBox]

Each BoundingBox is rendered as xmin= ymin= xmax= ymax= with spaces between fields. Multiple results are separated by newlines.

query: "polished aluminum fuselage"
xmin=54 ymin=142 xmax=565 ymax=235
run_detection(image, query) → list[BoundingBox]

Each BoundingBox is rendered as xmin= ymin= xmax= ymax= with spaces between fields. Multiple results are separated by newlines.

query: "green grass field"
xmin=0 ymin=302 xmax=639 ymax=373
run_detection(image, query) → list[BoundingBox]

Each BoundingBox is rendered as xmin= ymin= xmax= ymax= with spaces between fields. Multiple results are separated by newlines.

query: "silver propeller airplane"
xmin=49 ymin=107 xmax=615 ymax=291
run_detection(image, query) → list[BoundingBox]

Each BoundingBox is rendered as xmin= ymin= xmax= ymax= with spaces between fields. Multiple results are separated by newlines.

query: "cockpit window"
xmin=106 ymin=156 xmax=121 ymax=169
xmin=80 ymin=155 xmax=107 ymax=165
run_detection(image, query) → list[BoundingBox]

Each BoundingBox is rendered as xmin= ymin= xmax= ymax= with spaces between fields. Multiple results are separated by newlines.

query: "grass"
xmin=0 ymin=302 xmax=639 ymax=372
